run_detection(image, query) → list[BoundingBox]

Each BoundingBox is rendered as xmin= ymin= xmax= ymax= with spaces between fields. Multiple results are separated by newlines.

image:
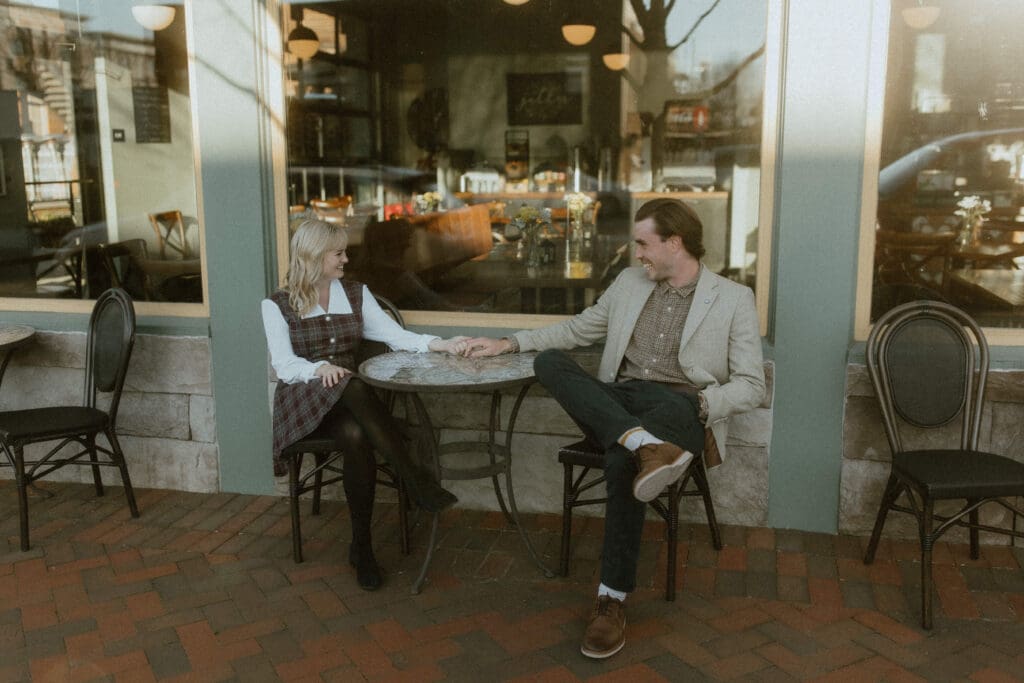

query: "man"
xmin=464 ymin=198 xmax=764 ymax=659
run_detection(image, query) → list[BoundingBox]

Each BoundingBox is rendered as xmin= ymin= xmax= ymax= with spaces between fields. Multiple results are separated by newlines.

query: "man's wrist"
xmin=697 ymin=391 xmax=709 ymax=422
xmin=502 ymin=336 xmax=519 ymax=354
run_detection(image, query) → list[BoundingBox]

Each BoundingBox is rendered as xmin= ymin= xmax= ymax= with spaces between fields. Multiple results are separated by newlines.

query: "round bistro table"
xmin=358 ymin=350 xmax=554 ymax=593
xmin=0 ymin=324 xmax=36 ymax=392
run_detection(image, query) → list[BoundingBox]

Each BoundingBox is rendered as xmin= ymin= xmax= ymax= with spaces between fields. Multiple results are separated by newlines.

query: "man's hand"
xmin=428 ymin=336 xmax=471 ymax=355
xmin=464 ymin=337 xmax=514 ymax=358
xmin=314 ymin=363 xmax=350 ymax=388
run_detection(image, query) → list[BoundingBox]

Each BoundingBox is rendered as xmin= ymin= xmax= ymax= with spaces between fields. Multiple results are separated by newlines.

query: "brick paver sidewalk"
xmin=3 ymin=480 xmax=1024 ymax=681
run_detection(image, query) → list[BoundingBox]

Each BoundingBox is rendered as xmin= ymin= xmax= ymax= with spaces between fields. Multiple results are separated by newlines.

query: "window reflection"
xmin=0 ymin=1 xmax=202 ymax=303
xmin=282 ymin=1 xmax=768 ymax=315
xmin=873 ymin=1 xmax=1024 ymax=327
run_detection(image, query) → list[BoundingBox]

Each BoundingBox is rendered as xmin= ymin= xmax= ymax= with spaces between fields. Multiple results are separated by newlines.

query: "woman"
xmin=262 ymin=219 xmax=467 ymax=591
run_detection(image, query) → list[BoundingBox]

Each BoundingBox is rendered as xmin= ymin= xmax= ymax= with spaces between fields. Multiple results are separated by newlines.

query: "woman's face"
xmin=320 ymin=237 xmax=348 ymax=281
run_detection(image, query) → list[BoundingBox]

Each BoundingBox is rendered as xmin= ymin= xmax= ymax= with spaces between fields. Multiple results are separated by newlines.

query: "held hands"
xmin=462 ymin=337 xmax=513 ymax=358
xmin=428 ymin=336 xmax=472 ymax=355
xmin=314 ymin=363 xmax=350 ymax=388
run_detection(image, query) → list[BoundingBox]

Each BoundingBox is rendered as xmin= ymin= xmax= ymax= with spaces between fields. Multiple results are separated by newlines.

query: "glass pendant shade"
xmin=131 ymin=5 xmax=175 ymax=31
xmin=287 ymin=24 xmax=319 ymax=59
xmin=561 ymin=23 xmax=596 ymax=46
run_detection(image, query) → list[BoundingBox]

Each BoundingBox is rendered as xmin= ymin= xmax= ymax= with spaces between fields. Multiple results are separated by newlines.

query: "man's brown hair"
xmin=634 ymin=198 xmax=706 ymax=260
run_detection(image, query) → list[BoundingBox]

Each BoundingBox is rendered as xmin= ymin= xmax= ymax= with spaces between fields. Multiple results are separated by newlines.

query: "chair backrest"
xmin=100 ymin=239 xmax=151 ymax=301
xmin=85 ymin=288 xmax=137 ymax=422
xmin=148 ymin=210 xmax=188 ymax=259
xmin=354 ymin=294 xmax=405 ymax=367
xmin=866 ymin=300 xmax=988 ymax=455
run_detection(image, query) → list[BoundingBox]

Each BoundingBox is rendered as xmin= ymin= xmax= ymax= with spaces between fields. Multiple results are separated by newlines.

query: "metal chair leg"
xmin=87 ymin=434 xmax=104 ymax=497
xmin=312 ymin=452 xmax=325 ymax=516
xmin=865 ymin=474 xmax=901 ymax=564
xmin=921 ymin=498 xmax=935 ymax=629
xmin=289 ymin=454 xmax=304 ymax=563
xmin=693 ymin=464 xmax=722 ymax=550
xmin=108 ymin=430 xmax=139 ymax=517
xmin=666 ymin=482 xmax=681 ymax=601
xmin=968 ymin=501 xmax=980 ymax=560
xmin=13 ymin=444 xmax=30 ymax=551
xmin=560 ymin=462 xmax=574 ymax=577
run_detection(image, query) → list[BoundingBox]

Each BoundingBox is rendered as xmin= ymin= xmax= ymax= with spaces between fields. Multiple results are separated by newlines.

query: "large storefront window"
xmin=280 ymin=0 xmax=771 ymax=319
xmin=0 ymin=1 xmax=203 ymax=306
xmin=869 ymin=0 xmax=1024 ymax=329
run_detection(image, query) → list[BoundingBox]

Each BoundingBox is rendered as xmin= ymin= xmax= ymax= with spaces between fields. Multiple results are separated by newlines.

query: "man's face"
xmin=632 ymin=217 xmax=679 ymax=281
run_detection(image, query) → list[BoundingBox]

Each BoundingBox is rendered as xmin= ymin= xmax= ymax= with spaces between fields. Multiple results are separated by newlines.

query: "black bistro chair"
xmin=0 ymin=288 xmax=139 ymax=551
xmin=282 ymin=295 xmax=411 ymax=563
xmin=558 ymin=438 xmax=722 ymax=601
xmin=862 ymin=300 xmax=1024 ymax=629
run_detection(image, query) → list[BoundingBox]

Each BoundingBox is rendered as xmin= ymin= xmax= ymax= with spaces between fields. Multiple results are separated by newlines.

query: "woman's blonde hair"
xmin=286 ymin=218 xmax=348 ymax=316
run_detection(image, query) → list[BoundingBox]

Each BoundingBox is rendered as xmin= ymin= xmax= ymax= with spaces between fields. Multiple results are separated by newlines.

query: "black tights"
xmin=319 ymin=378 xmax=421 ymax=547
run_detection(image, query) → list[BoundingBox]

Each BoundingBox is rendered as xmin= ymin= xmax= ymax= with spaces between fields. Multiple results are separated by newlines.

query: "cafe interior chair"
xmin=0 ymin=288 xmax=139 ymax=551
xmin=91 ymin=239 xmax=153 ymax=302
xmin=281 ymin=295 xmax=411 ymax=563
xmin=148 ymin=210 xmax=192 ymax=259
xmin=874 ymin=229 xmax=957 ymax=294
xmin=862 ymin=300 xmax=1024 ymax=629
xmin=557 ymin=438 xmax=722 ymax=601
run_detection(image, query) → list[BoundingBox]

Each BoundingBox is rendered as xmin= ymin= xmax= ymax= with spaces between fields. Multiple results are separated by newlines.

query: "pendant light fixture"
xmin=503 ymin=0 xmax=530 ymax=5
xmin=287 ymin=20 xmax=320 ymax=60
xmin=602 ymin=38 xmax=629 ymax=71
xmin=561 ymin=21 xmax=596 ymax=46
xmin=131 ymin=4 xmax=176 ymax=32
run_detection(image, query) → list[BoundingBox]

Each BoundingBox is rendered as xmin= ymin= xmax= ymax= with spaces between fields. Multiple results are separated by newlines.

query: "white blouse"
xmin=261 ymin=280 xmax=437 ymax=384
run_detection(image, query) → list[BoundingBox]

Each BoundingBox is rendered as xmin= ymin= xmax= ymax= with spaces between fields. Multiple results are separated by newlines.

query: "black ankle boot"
xmin=348 ymin=542 xmax=383 ymax=591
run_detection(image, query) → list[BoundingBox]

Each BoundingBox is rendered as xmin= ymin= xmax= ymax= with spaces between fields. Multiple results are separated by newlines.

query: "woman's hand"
xmin=428 ymin=336 xmax=471 ymax=355
xmin=314 ymin=363 xmax=351 ymax=388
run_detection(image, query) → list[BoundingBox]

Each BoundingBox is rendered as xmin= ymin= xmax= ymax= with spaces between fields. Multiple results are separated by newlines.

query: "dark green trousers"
xmin=534 ymin=349 xmax=704 ymax=592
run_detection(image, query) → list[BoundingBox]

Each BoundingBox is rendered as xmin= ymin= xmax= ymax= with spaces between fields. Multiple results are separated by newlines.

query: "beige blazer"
xmin=514 ymin=266 xmax=765 ymax=461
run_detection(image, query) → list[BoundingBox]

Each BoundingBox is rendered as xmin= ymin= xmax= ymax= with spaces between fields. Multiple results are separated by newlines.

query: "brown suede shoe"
xmin=581 ymin=595 xmax=626 ymax=659
xmin=632 ymin=442 xmax=694 ymax=502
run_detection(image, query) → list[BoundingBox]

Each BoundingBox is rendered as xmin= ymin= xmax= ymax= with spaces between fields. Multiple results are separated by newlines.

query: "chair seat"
xmin=0 ymin=406 xmax=108 ymax=442
xmin=895 ymin=449 xmax=1024 ymax=499
xmin=281 ymin=422 xmax=339 ymax=457
xmin=557 ymin=439 xmax=605 ymax=468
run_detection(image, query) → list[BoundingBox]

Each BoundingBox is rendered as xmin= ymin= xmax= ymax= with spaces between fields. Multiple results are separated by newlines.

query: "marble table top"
xmin=358 ymin=351 xmax=537 ymax=392
xmin=0 ymin=324 xmax=35 ymax=350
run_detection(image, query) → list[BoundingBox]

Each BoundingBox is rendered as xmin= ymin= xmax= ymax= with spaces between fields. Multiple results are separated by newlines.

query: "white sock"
xmin=619 ymin=427 xmax=663 ymax=452
xmin=597 ymin=583 xmax=627 ymax=602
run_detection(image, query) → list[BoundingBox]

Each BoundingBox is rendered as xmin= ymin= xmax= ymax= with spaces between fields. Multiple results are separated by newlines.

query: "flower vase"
xmin=565 ymin=216 xmax=591 ymax=278
xmin=969 ymin=217 xmax=984 ymax=246
xmin=525 ymin=232 xmax=542 ymax=268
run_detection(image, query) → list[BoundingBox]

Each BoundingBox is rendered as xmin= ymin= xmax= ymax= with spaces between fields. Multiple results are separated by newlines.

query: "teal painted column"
xmin=767 ymin=1 xmax=874 ymax=532
xmin=191 ymin=0 xmax=275 ymax=494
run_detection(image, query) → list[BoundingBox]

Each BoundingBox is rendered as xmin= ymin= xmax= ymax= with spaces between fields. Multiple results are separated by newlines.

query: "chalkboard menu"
xmin=132 ymin=86 xmax=171 ymax=143
xmin=506 ymin=72 xmax=582 ymax=126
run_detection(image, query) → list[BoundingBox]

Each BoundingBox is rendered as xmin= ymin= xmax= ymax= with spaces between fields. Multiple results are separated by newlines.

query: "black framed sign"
xmin=506 ymin=72 xmax=582 ymax=126
xmin=132 ymin=86 xmax=171 ymax=143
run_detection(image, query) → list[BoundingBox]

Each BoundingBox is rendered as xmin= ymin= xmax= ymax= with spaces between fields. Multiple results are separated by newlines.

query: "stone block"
xmin=983 ymin=368 xmax=1024 ymax=403
xmin=113 ymin=392 xmax=190 ymax=439
xmin=727 ymin=408 xmax=772 ymax=447
xmin=189 ymin=395 xmax=217 ymax=443
xmin=845 ymin=363 xmax=873 ymax=398
xmin=124 ymin=335 xmax=211 ymax=396
xmin=14 ymin=331 xmax=86 ymax=369
xmin=987 ymin=402 xmax=1024 ymax=461
xmin=0 ymin=365 xmax=83 ymax=412
xmin=705 ymin=445 xmax=768 ymax=527
xmin=117 ymin=436 xmax=220 ymax=492
xmin=842 ymin=395 xmax=888 ymax=462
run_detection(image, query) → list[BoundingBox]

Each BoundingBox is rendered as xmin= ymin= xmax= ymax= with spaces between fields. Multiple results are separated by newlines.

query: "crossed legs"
xmin=534 ymin=349 xmax=704 ymax=592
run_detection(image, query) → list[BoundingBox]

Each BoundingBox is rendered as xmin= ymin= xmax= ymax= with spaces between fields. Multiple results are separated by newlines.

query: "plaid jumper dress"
xmin=270 ymin=280 xmax=364 ymax=475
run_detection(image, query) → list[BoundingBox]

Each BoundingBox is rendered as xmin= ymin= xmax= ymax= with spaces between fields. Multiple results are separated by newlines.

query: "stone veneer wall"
xmin=842 ymin=363 xmax=1024 ymax=543
xmin=0 ymin=332 xmax=218 ymax=492
xmin=272 ymin=350 xmax=775 ymax=526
